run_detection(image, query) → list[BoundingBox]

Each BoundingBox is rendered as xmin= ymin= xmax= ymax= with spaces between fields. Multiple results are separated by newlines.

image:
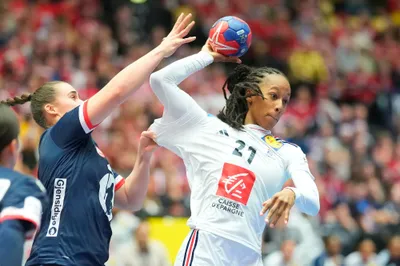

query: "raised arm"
xmin=86 ymin=14 xmax=196 ymax=126
xmin=149 ymin=41 xmax=241 ymax=124
xmin=149 ymin=51 xmax=214 ymax=123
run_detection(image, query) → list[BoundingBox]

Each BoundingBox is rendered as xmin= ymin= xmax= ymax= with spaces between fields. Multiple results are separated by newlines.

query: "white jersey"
xmin=149 ymin=51 xmax=319 ymax=253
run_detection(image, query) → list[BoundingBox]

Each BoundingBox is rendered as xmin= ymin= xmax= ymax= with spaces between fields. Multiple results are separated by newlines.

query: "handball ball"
xmin=208 ymin=16 xmax=252 ymax=57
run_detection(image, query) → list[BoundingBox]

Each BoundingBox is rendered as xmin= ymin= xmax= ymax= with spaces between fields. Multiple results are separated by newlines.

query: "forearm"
xmin=88 ymin=47 xmax=165 ymax=125
xmin=106 ymin=48 xmax=165 ymax=96
xmin=118 ymin=153 xmax=152 ymax=211
xmin=149 ymin=51 xmax=213 ymax=120
xmin=286 ymin=171 xmax=320 ymax=216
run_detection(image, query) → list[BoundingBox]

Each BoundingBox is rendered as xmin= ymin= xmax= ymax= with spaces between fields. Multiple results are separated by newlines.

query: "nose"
xmin=274 ymin=100 xmax=284 ymax=114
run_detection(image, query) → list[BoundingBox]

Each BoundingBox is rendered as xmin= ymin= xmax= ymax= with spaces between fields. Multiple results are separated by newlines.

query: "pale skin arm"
xmin=86 ymin=13 xmax=196 ymax=126
xmin=114 ymin=131 xmax=157 ymax=211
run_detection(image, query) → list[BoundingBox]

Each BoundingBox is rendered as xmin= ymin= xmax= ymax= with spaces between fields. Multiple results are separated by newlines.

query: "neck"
xmin=244 ymin=113 xmax=254 ymax=126
xmin=0 ymin=158 xmax=9 ymax=169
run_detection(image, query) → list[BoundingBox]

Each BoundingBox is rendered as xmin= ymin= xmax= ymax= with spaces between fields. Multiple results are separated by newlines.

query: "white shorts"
xmin=174 ymin=229 xmax=263 ymax=266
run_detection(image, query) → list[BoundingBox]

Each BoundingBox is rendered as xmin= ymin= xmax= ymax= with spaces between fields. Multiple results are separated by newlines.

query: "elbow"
xmin=306 ymin=193 xmax=320 ymax=216
xmin=297 ymin=191 xmax=320 ymax=216
xmin=149 ymin=71 xmax=165 ymax=90
xmin=130 ymin=203 xmax=143 ymax=213
xmin=308 ymin=199 xmax=320 ymax=216
xmin=119 ymin=199 xmax=144 ymax=212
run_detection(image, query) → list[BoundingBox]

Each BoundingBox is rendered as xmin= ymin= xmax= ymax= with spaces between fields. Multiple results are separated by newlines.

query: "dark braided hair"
xmin=0 ymin=81 xmax=61 ymax=128
xmin=217 ymin=65 xmax=286 ymax=130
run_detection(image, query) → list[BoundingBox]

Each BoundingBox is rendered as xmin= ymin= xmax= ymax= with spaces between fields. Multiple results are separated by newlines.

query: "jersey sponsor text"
xmin=46 ymin=178 xmax=66 ymax=237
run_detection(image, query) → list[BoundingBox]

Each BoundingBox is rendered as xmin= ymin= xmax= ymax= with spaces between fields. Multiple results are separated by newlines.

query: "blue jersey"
xmin=26 ymin=102 xmax=125 ymax=266
xmin=0 ymin=167 xmax=48 ymax=266
xmin=0 ymin=167 xmax=47 ymax=237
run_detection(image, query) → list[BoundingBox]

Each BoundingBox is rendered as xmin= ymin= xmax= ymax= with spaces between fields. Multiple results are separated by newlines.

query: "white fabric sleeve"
xmin=149 ymin=51 xmax=214 ymax=124
xmin=285 ymin=146 xmax=320 ymax=216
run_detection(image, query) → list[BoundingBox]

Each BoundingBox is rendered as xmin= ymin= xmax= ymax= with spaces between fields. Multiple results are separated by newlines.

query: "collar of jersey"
xmin=244 ymin=124 xmax=272 ymax=136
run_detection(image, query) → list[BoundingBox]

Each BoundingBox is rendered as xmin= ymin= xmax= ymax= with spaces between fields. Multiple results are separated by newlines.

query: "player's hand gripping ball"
xmin=208 ymin=16 xmax=252 ymax=57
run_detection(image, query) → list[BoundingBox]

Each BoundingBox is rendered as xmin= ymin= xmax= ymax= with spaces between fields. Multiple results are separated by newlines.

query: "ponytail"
xmin=1 ymin=93 xmax=32 ymax=106
xmin=0 ymin=81 xmax=59 ymax=128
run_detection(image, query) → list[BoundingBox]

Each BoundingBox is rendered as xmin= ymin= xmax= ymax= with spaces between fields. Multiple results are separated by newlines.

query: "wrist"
xmin=198 ymin=51 xmax=215 ymax=63
xmin=284 ymin=187 xmax=298 ymax=201
xmin=137 ymin=150 xmax=153 ymax=164
xmin=152 ymin=45 xmax=168 ymax=59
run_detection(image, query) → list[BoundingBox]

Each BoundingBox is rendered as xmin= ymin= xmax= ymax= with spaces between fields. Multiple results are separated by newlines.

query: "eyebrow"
xmin=269 ymin=87 xmax=291 ymax=97
xmin=68 ymin=91 xmax=79 ymax=97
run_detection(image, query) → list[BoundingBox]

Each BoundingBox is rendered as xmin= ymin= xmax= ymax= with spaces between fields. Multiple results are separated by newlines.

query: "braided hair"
xmin=0 ymin=81 xmax=60 ymax=128
xmin=217 ymin=65 xmax=286 ymax=130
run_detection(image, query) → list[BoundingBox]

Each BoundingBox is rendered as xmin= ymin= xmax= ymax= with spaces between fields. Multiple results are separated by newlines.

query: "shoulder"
xmin=0 ymin=168 xmax=46 ymax=204
xmin=38 ymin=129 xmax=53 ymax=149
xmin=10 ymin=173 xmax=46 ymax=195
xmin=263 ymin=135 xmax=300 ymax=151
xmin=206 ymin=113 xmax=232 ymax=128
xmin=0 ymin=167 xmax=32 ymax=183
xmin=267 ymin=136 xmax=307 ymax=162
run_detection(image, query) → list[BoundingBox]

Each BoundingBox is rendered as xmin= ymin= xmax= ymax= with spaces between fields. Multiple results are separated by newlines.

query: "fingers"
xmin=141 ymin=131 xmax=156 ymax=140
xmin=179 ymin=36 xmax=197 ymax=45
xmin=266 ymin=201 xmax=280 ymax=225
xmin=213 ymin=53 xmax=242 ymax=64
xmin=284 ymin=207 xmax=291 ymax=224
xmin=223 ymin=56 xmax=242 ymax=64
xmin=178 ymin=21 xmax=195 ymax=38
xmin=269 ymin=203 xmax=286 ymax=227
xmin=172 ymin=13 xmax=184 ymax=31
xmin=176 ymin=13 xmax=193 ymax=33
xmin=261 ymin=194 xmax=293 ymax=227
xmin=260 ymin=198 xmax=274 ymax=216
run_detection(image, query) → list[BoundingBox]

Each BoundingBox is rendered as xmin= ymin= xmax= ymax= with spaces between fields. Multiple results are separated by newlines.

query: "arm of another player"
xmin=0 ymin=220 xmax=26 ymax=266
xmin=84 ymin=14 xmax=196 ymax=127
xmin=114 ymin=131 xmax=157 ymax=211
xmin=260 ymin=147 xmax=320 ymax=227
xmin=149 ymin=40 xmax=240 ymax=128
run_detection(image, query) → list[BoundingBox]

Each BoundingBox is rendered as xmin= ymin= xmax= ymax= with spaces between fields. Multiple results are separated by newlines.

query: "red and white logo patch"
xmin=216 ymin=163 xmax=256 ymax=205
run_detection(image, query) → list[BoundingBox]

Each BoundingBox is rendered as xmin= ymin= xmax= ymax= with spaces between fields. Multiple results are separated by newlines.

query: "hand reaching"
xmin=260 ymin=188 xmax=296 ymax=228
xmin=158 ymin=13 xmax=196 ymax=58
xmin=201 ymin=39 xmax=242 ymax=64
xmin=138 ymin=131 xmax=158 ymax=161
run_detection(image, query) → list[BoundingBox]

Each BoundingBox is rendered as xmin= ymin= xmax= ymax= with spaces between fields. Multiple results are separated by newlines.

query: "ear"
xmin=246 ymin=89 xmax=253 ymax=105
xmin=9 ymin=139 xmax=19 ymax=154
xmin=246 ymin=97 xmax=253 ymax=105
xmin=44 ymin=103 xmax=58 ymax=115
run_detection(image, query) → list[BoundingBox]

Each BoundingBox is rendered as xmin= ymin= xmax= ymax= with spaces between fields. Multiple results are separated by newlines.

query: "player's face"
xmin=53 ymin=82 xmax=83 ymax=117
xmin=246 ymin=74 xmax=291 ymax=130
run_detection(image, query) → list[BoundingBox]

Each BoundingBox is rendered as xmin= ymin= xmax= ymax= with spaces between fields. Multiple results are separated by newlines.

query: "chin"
xmin=261 ymin=120 xmax=277 ymax=131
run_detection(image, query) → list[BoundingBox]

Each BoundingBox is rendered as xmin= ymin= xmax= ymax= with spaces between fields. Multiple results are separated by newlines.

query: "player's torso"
xmin=28 ymin=133 xmax=115 ymax=265
xmin=178 ymin=117 xmax=288 ymax=251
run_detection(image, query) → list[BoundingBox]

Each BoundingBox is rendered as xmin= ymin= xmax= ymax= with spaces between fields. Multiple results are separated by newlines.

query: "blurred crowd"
xmin=1 ymin=0 xmax=400 ymax=265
